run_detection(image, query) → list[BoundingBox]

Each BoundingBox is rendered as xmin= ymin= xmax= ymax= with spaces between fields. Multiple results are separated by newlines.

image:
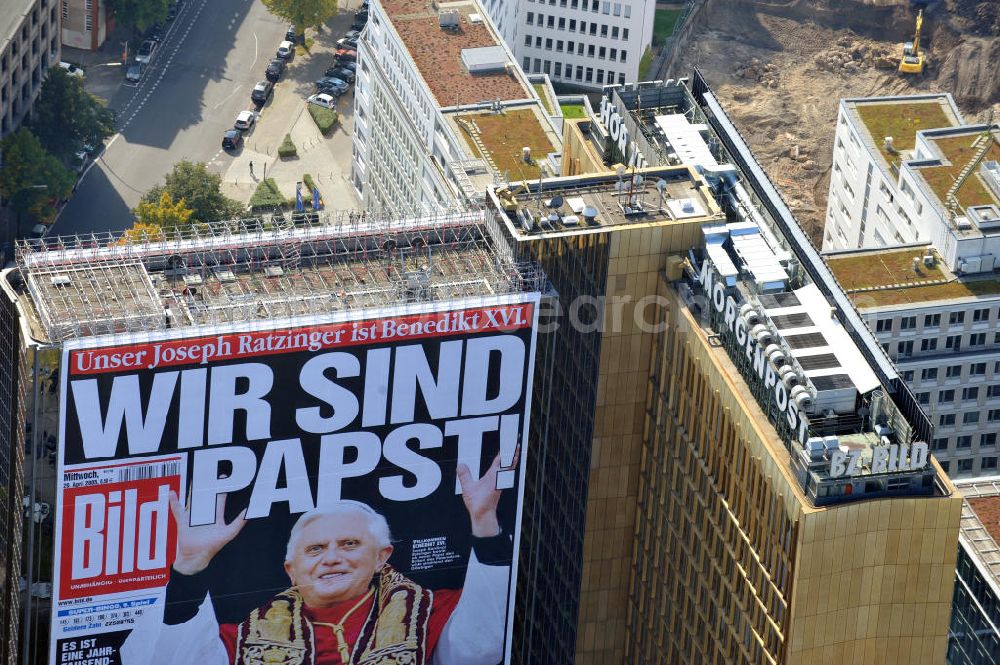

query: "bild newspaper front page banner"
xmin=52 ymin=294 xmax=540 ymax=665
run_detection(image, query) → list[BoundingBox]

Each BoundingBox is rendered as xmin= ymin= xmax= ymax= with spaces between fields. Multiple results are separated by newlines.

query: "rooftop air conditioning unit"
xmin=922 ymin=254 xmax=935 ymax=267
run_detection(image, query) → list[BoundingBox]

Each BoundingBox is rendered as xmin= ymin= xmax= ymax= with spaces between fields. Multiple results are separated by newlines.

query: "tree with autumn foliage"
xmin=118 ymin=222 xmax=166 ymax=245
xmin=133 ymin=192 xmax=193 ymax=230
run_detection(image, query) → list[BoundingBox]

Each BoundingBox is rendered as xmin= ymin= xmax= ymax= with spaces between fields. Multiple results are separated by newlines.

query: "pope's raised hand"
xmin=169 ymin=491 xmax=247 ymax=575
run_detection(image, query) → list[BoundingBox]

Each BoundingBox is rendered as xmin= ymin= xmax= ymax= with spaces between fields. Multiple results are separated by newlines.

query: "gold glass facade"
xmin=620 ymin=276 xmax=963 ymax=664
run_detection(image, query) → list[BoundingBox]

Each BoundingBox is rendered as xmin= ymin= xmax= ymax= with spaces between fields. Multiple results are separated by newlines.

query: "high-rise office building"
xmin=1 ymin=0 xmax=60 ymax=138
xmin=5 ymin=76 xmax=965 ymax=665
xmin=353 ymin=0 xmax=562 ymax=213
xmin=820 ymin=93 xmax=1000 ymax=477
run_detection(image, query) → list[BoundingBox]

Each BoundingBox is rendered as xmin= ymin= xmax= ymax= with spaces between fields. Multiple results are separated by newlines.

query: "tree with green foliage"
xmin=143 ymin=160 xmax=243 ymax=224
xmin=31 ymin=67 xmax=115 ymax=162
xmin=261 ymin=0 xmax=338 ymax=33
xmin=134 ymin=191 xmax=193 ymax=229
xmin=106 ymin=0 xmax=169 ymax=32
xmin=0 ymin=129 xmax=76 ymax=227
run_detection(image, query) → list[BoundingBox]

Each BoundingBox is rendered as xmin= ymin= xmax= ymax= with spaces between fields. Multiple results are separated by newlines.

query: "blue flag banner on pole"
xmin=295 ymin=183 xmax=304 ymax=212
xmin=312 ymin=187 xmax=322 ymax=211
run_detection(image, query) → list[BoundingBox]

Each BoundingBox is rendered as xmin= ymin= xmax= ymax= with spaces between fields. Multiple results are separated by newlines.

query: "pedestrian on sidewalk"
xmin=250 ymin=161 xmax=255 ymax=177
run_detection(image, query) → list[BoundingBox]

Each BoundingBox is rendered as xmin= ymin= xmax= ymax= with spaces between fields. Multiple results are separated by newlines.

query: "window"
xmin=579 ymin=21 xmax=586 ymax=32
xmin=585 ymin=66 xmax=593 ymax=82
xmin=569 ymin=19 xmax=576 ymax=30
xmin=596 ymin=69 xmax=604 ymax=83
xmin=554 ymin=62 xmax=562 ymax=76
xmin=611 ymin=26 xmax=619 ymax=38
xmin=620 ymin=51 xmax=627 ymax=63
xmin=610 ymin=48 xmax=617 ymax=60
xmin=589 ymin=23 xmax=597 ymax=35
xmin=587 ymin=44 xmax=595 ymax=57
xmin=622 ymin=28 xmax=629 ymax=39
xmin=618 ymin=73 xmax=624 ymax=84
xmin=940 ymin=414 xmax=956 ymax=426
xmin=897 ymin=340 xmax=913 ymax=357
xmin=613 ymin=2 xmax=621 ymax=14
xmin=902 ymin=370 xmax=914 ymax=382
xmin=931 ymin=437 xmax=949 ymax=451
xmin=545 ymin=38 xmax=553 ymax=49
xmin=527 ymin=11 xmax=534 ymax=23
xmin=577 ymin=43 xmax=584 ymax=54
xmin=533 ymin=58 xmax=541 ymax=71
xmin=983 ymin=457 xmax=998 ymax=471
xmin=575 ymin=67 xmax=582 ymax=81
xmin=940 ymin=461 xmax=951 ymax=473
xmin=558 ymin=17 xmax=565 ymax=29
xmin=946 ymin=335 xmax=962 ymax=351
xmin=983 ymin=433 xmax=998 ymax=446
xmin=939 ymin=389 xmax=955 ymax=404
xmin=567 ymin=40 xmax=574 ymax=52
xmin=556 ymin=40 xmax=564 ymax=51
xmin=900 ymin=316 xmax=916 ymax=330
xmin=920 ymin=338 xmax=937 ymax=352
xmin=957 ymin=435 xmax=972 ymax=449
xmin=602 ymin=1 xmax=610 ymax=12
xmin=958 ymin=459 xmax=973 ymax=473
xmin=916 ymin=392 xmax=930 ymax=405
xmin=61 ymin=0 xmax=68 ymax=20
xmin=990 ymin=385 xmax=1000 ymax=399
xmin=974 ymin=308 xmax=991 ymax=322
xmin=963 ymin=387 xmax=979 ymax=401
xmin=522 ymin=56 xmax=530 ymax=69
xmin=972 ymin=363 xmax=987 ymax=376
xmin=591 ymin=0 xmax=599 ymax=9
xmin=950 ymin=311 xmax=965 ymax=325
xmin=600 ymin=24 xmax=608 ymax=37
xmin=598 ymin=46 xmax=606 ymax=58
xmin=964 ymin=412 xmax=980 ymax=425
xmin=925 ymin=313 xmax=941 ymax=327
xmin=875 ymin=318 xmax=891 ymax=332
xmin=989 ymin=410 xmax=1000 ymax=423
xmin=525 ymin=35 xmax=532 ymax=45
xmin=543 ymin=60 xmax=551 ymax=73
xmin=970 ymin=333 xmax=986 ymax=347
xmin=946 ymin=365 xmax=962 ymax=378
xmin=624 ymin=4 xmax=630 ymax=17
xmin=921 ymin=368 xmax=938 ymax=381
xmin=535 ymin=36 xmax=542 ymax=47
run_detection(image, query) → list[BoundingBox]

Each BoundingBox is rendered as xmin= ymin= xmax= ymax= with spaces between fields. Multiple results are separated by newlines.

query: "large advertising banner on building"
xmin=52 ymin=295 xmax=539 ymax=665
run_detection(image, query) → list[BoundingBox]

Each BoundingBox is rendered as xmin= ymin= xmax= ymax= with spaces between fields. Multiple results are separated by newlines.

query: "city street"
xmin=52 ymin=0 xmax=359 ymax=236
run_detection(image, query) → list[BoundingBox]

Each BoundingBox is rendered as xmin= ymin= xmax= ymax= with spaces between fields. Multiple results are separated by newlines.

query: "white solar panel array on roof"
xmin=655 ymin=113 xmax=718 ymax=168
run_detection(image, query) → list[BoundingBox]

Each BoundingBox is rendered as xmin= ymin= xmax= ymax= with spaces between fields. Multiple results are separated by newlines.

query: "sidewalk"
xmin=61 ymin=24 xmax=133 ymax=104
xmin=219 ymin=12 xmax=362 ymax=212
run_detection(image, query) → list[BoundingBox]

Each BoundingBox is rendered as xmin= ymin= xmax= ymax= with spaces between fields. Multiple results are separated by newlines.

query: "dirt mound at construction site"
xmin=667 ymin=0 xmax=1000 ymax=245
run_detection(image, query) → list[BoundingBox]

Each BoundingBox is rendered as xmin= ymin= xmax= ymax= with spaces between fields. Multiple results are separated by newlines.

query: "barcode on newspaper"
xmin=115 ymin=462 xmax=181 ymax=482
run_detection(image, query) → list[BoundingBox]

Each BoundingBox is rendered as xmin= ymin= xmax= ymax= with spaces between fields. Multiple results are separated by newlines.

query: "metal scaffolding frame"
xmin=15 ymin=208 xmax=545 ymax=342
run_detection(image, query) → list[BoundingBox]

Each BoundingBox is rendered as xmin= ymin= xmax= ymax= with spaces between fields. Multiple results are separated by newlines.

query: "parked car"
xmin=351 ymin=18 xmax=366 ymax=31
xmin=336 ymin=37 xmax=358 ymax=50
xmin=146 ymin=24 xmax=164 ymax=42
xmin=125 ymin=62 xmax=146 ymax=82
xmin=285 ymin=24 xmax=298 ymax=42
xmin=167 ymin=3 xmax=178 ymax=19
xmin=135 ymin=40 xmax=156 ymax=63
xmin=250 ymin=80 xmax=273 ymax=104
xmin=29 ymin=224 xmax=49 ymax=240
xmin=307 ymin=93 xmax=337 ymax=110
xmin=344 ymin=29 xmax=362 ymax=40
xmin=315 ymin=77 xmax=349 ymax=94
xmin=334 ymin=49 xmax=357 ymax=62
xmin=265 ymin=58 xmax=285 ymax=81
xmin=325 ymin=66 xmax=355 ymax=83
xmin=59 ymin=61 xmax=85 ymax=79
xmin=338 ymin=61 xmax=358 ymax=72
xmin=276 ymin=40 xmax=295 ymax=60
xmin=234 ymin=110 xmax=256 ymax=131
xmin=222 ymin=129 xmax=243 ymax=150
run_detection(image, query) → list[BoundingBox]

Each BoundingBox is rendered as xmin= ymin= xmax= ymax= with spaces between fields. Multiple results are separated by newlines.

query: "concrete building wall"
xmin=0 ymin=0 xmax=60 ymax=138
xmin=61 ymin=0 xmax=108 ymax=51
xmin=483 ymin=0 xmax=655 ymax=91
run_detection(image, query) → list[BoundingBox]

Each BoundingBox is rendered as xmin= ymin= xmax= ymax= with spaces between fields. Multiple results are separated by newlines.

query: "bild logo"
xmin=60 ymin=478 xmax=179 ymax=599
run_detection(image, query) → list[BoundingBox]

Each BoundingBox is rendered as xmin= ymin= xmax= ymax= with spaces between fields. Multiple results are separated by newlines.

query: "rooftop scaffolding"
xmin=14 ymin=208 xmax=545 ymax=343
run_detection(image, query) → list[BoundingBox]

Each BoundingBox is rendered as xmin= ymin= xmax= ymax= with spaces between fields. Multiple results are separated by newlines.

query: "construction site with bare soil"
xmin=665 ymin=0 xmax=1000 ymax=245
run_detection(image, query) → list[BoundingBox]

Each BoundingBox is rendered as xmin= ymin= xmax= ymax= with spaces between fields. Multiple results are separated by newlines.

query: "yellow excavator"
xmin=899 ymin=9 xmax=926 ymax=75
